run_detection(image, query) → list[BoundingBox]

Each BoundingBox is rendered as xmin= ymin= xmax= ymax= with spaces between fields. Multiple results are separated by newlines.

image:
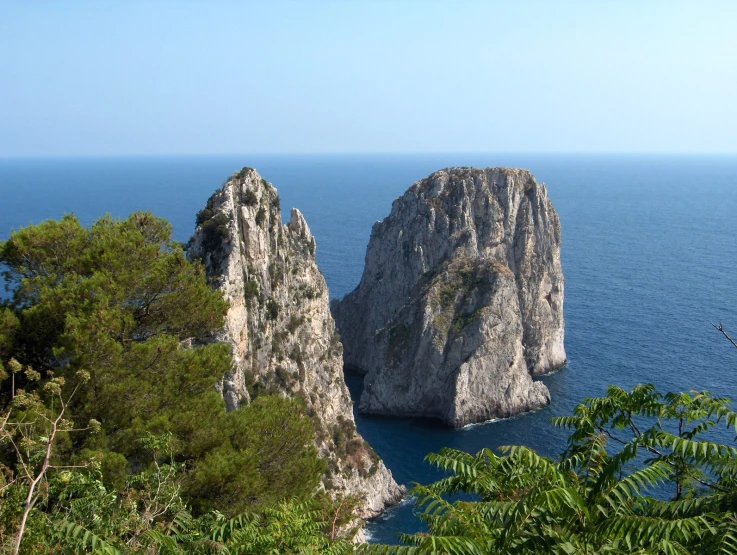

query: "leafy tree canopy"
xmin=364 ymin=383 xmax=737 ymax=555
xmin=0 ymin=213 xmax=331 ymax=552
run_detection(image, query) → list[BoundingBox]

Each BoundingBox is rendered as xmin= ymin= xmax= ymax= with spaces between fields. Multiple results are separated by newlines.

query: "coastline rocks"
xmin=187 ymin=167 xmax=403 ymax=519
xmin=332 ymin=167 xmax=565 ymax=427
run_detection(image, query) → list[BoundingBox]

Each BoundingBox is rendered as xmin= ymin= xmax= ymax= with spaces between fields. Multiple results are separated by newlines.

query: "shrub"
xmin=269 ymin=263 xmax=283 ymax=287
xmin=369 ymin=383 xmax=737 ymax=554
xmin=266 ymin=299 xmax=280 ymax=320
xmin=271 ymin=337 xmax=283 ymax=360
xmin=196 ymin=207 xmax=214 ymax=226
xmin=236 ymin=166 xmax=254 ymax=179
xmin=256 ymin=207 xmax=266 ymax=226
xmin=451 ymin=307 xmax=483 ymax=333
xmin=195 ymin=194 xmax=218 ymax=226
xmin=290 ymin=345 xmax=303 ymax=365
xmin=200 ymin=213 xmax=230 ymax=253
xmin=332 ymin=427 xmax=345 ymax=448
xmin=346 ymin=438 xmax=362 ymax=456
xmin=274 ymin=365 xmax=290 ymax=385
xmin=244 ymin=279 xmax=259 ymax=299
xmin=287 ymin=315 xmax=304 ymax=334
xmin=242 ymin=189 xmax=257 ymax=206
xmin=385 ymin=323 xmax=410 ymax=366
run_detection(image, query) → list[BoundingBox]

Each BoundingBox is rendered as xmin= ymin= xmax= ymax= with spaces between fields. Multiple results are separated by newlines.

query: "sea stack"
xmin=187 ymin=167 xmax=404 ymax=518
xmin=332 ymin=167 xmax=566 ymax=428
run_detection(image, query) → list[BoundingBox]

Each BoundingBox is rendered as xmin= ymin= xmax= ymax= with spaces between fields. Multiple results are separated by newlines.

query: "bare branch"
xmin=330 ymin=498 xmax=348 ymax=542
xmin=1 ymin=408 xmax=11 ymax=433
xmin=712 ymin=322 xmax=737 ymax=350
xmin=11 ymin=382 xmax=81 ymax=554
xmin=46 ymin=464 xmax=89 ymax=470
xmin=6 ymin=436 xmax=32 ymax=480
xmin=0 ymin=477 xmax=18 ymax=494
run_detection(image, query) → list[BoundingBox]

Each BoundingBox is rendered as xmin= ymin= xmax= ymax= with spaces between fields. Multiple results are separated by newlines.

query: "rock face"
xmin=187 ymin=167 xmax=404 ymax=518
xmin=332 ymin=167 xmax=565 ymax=428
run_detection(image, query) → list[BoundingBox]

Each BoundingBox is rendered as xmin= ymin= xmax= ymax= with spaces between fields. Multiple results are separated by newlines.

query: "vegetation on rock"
xmin=193 ymin=192 xmax=231 ymax=271
xmin=0 ymin=213 xmax=347 ymax=552
xmin=2 ymin=209 xmax=734 ymax=554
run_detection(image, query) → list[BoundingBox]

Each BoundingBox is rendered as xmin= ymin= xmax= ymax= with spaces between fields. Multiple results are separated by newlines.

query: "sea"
xmin=1 ymin=153 xmax=736 ymax=542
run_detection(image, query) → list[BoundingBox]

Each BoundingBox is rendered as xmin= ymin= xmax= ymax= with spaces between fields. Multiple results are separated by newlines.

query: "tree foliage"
xmin=5 ymin=210 xmax=736 ymax=553
xmin=0 ymin=213 xmax=335 ymax=552
xmin=364 ymin=383 xmax=737 ymax=554
xmin=5 ymin=428 xmax=350 ymax=554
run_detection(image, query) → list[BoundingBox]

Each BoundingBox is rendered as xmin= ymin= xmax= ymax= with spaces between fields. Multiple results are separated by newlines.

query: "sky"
xmin=1 ymin=0 xmax=736 ymax=157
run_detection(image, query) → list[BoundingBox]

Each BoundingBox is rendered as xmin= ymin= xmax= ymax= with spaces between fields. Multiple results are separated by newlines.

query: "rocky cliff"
xmin=187 ymin=167 xmax=403 ymax=518
xmin=332 ymin=167 xmax=565 ymax=428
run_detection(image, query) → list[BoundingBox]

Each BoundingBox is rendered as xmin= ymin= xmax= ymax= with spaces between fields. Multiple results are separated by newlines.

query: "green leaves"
xmin=0 ymin=211 xmax=334 ymax=551
xmin=0 ymin=309 xmax=19 ymax=361
xmin=1 ymin=212 xmax=228 ymax=371
xmin=369 ymin=385 xmax=737 ymax=554
xmin=185 ymin=395 xmax=325 ymax=516
xmin=57 ymin=521 xmax=121 ymax=555
xmin=53 ymin=496 xmax=354 ymax=554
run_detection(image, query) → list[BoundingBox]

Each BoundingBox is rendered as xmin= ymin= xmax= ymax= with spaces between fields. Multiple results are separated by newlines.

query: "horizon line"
xmin=2 ymin=150 xmax=737 ymax=160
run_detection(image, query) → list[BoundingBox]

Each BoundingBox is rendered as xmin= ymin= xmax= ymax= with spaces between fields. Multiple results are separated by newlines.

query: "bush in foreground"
xmin=364 ymin=383 xmax=737 ymax=554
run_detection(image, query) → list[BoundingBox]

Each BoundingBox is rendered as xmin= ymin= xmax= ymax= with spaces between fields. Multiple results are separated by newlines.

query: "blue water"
xmin=2 ymin=154 xmax=737 ymax=542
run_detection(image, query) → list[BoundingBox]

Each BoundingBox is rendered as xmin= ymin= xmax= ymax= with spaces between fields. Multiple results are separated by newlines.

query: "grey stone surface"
xmin=188 ymin=168 xmax=403 ymax=519
xmin=332 ymin=167 xmax=565 ymax=427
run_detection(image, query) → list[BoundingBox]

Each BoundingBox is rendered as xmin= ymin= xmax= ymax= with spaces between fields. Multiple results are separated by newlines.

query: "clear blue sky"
xmin=2 ymin=0 xmax=736 ymax=156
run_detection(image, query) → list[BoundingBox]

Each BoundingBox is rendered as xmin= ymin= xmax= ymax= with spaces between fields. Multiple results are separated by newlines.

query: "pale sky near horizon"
xmin=1 ymin=1 xmax=736 ymax=157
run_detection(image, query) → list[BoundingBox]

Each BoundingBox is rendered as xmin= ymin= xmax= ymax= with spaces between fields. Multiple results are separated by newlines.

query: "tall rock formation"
xmin=187 ymin=167 xmax=403 ymax=519
xmin=332 ymin=167 xmax=565 ymax=428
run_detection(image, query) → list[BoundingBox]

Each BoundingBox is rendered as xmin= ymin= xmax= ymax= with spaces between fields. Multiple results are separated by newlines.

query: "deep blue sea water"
xmin=2 ymin=154 xmax=737 ymax=542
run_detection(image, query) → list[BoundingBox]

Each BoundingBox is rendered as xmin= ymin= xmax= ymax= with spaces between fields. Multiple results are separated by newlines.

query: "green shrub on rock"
xmin=0 ymin=212 xmax=331 ymax=552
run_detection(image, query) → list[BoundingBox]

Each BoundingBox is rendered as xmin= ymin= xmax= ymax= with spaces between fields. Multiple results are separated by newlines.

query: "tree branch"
xmin=712 ymin=322 xmax=737 ymax=350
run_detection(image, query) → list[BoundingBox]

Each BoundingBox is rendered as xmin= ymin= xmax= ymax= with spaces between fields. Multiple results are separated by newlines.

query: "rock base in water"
xmin=333 ymin=167 xmax=565 ymax=427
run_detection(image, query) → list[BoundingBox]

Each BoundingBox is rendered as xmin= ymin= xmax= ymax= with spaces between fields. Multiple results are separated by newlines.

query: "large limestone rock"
xmin=332 ymin=167 xmax=566 ymax=428
xmin=187 ymin=167 xmax=404 ymax=519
